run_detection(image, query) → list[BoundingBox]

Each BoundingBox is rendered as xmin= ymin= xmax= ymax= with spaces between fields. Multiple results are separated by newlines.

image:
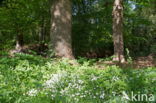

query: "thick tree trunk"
xmin=50 ymin=0 xmax=74 ymax=59
xmin=16 ymin=33 xmax=23 ymax=52
xmin=112 ymin=0 xmax=125 ymax=62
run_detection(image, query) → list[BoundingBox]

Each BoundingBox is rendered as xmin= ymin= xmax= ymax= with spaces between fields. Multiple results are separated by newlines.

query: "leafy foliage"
xmin=0 ymin=54 xmax=156 ymax=103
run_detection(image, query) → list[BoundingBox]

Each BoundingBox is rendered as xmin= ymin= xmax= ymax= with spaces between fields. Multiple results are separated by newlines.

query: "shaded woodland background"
xmin=0 ymin=0 xmax=155 ymax=60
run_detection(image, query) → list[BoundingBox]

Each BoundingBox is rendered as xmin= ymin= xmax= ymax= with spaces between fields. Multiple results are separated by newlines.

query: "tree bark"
xmin=39 ymin=17 xmax=46 ymax=52
xmin=112 ymin=0 xmax=125 ymax=62
xmin=50 ymin=0 xmax=74 ymax=59
xmin=16 ymin=33 xmax=23 ymax=52
xmin=39 ymin=16 xmax=46 ymax=42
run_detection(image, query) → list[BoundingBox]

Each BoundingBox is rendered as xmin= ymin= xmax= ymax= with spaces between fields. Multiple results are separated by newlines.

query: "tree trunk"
xmin=39 ymin=17 xmax=45 ymax=52
xmin=39 ymin=17 xmax=45 ymax=42
xmin=16 ymin=33 xmax=23 ymax=52
xmin=50 ymin=0 xmax=74 ymax=59
xmin=112 ymin=0 xmax=125 ymax=62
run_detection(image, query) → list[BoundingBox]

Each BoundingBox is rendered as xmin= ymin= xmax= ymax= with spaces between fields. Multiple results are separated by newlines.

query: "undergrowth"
xmin=0 ymin=53 xmax=156 ymax=103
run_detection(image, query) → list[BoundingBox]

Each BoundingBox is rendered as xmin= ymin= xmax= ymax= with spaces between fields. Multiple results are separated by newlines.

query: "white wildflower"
xmin=76 ymin=93 xmax=80 ymax=96
xmin=100 ymin=91 xmax=105 ymax=99
xmin=112 ymin=91 xmax=116 ymax=96
xmin=78 ymin=80 xmax=83 ymax=84
xmin=85 ymin=91 xmax=88 ymax=93
xmin=96 ymin=93 xmax=99 ymax=95
xmin=93 ymin=96 xmax=96 ymax=98
xmin=91 ymin=75 xmax=98 ymax=81
xmin=60 ymin=89 xmax=66 ymax=95
xmin=71 ymin=94 xmax=75 ymax=97
xmin=44 ymin=71 xmax=67 ymax=89
xmin=27 ymin=89 xmax=38 ymax=96
xmin=112 ymin=76 xmax=119 ymax=81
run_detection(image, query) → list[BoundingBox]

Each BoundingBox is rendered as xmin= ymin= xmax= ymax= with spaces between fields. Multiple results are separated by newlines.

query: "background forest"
xmin=0 ymin=0 xmax=156 ymax=58
xmin=0 ymin=0 xmax=156 ymax=103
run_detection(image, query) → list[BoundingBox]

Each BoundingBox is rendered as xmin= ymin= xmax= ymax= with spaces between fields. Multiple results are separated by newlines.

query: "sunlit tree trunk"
xmin=112 ymin=0 xmax=125 ymax=62
xmin=50 ymin=0 xmax=74 ymax=59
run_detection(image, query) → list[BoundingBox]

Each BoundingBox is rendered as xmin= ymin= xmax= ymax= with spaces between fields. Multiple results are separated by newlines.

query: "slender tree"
xmin=38 ymin=17 xmax=46 ymax=52
xmin=112 ymin=0 xmax=125 ymax=62
xmin=50 ymin=0 xmax=74 ymax=59
xmin=16 ymin=32 xmax=24 ymax=52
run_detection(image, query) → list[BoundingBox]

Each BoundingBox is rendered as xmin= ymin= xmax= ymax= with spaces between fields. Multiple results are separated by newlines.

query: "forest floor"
xmin=95 ymin=55 xmax=156 ymax=69
xmin=7 ymin=44 xmax=156 ymax=69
